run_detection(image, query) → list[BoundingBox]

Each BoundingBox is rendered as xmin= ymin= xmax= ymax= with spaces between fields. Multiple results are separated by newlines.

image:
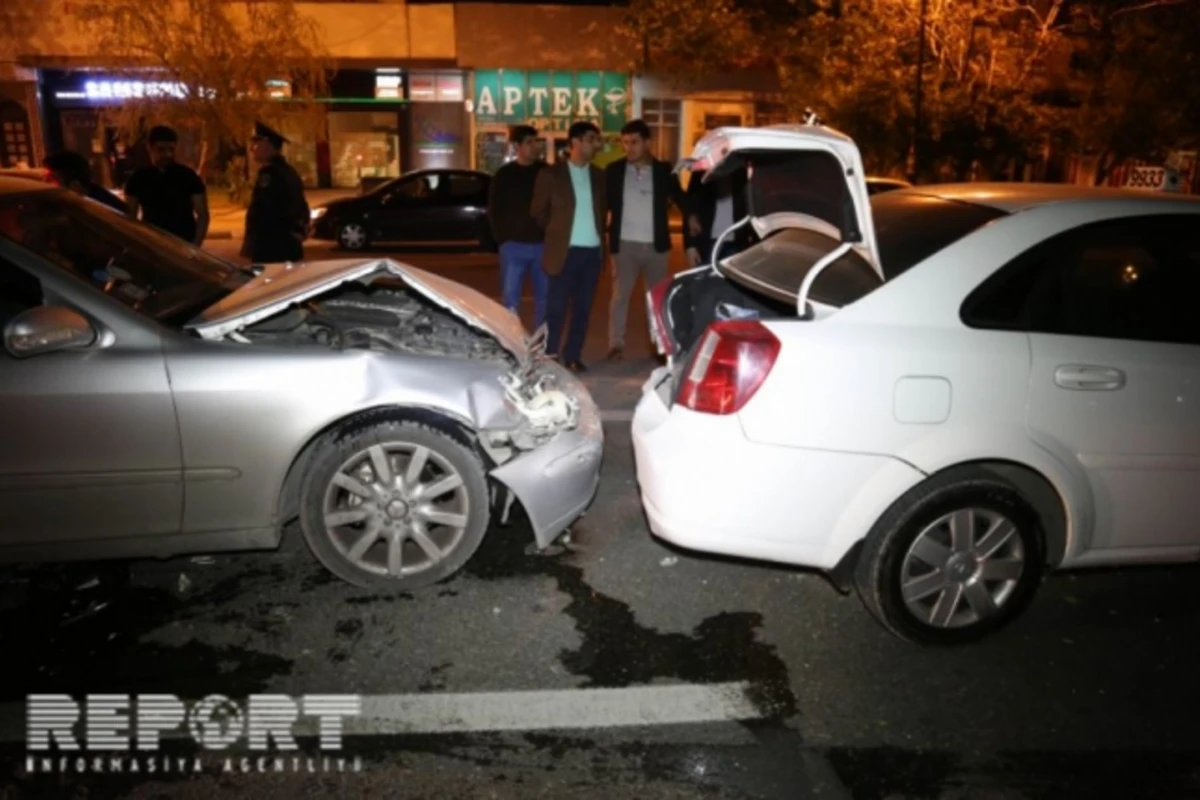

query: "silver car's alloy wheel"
xmin=339 ymin=223 xmax=367 ymax=250
xmin=900 ymin=507 xmax=1025 ymax=629
xmin=322 ymin=443 xmax=470 ymax=579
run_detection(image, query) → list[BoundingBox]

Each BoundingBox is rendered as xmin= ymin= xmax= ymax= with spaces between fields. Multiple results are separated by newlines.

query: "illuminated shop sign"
xmin=267 ymin=79 xmax=292 ymax=99
xmin=54 ymin=80 xmax=215 ymax=101
xmin=375 ymin=74 xmax=403 ymax=100
xmin=472 ymin=70 xmax=628 ymax=132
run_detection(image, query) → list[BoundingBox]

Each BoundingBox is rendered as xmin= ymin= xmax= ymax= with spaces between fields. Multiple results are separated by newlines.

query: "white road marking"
xmin=0 ymin=682 xmax=761 ymax=743
xmin=352 ymin=682 xmax=761 ymax=734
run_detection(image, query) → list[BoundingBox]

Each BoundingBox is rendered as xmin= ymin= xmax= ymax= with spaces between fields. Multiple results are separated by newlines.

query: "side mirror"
xmin=4 ymin=306 xmax=96 ymax=359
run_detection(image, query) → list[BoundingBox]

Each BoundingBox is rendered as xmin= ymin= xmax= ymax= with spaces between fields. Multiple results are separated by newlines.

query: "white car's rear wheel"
xmin=299 ymin=420 xmax=490 ymax=590
xmin=854 ymin=470 xmax=1045 ymax=645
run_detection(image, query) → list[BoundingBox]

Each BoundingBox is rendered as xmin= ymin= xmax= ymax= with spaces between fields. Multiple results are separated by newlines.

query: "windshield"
xmin=720 ymin=191 xmax=1008 ymax=309
xmin=0 ymin=188 xmax=247 ymax=326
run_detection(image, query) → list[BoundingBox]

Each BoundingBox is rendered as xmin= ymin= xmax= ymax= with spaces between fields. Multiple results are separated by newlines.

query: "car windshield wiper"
xmin=182 ymin=247 xmax=259 ymax=279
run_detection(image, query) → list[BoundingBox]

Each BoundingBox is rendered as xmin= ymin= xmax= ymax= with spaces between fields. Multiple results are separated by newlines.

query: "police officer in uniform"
xmin=242 ymin=121 xmax=309 ymax=263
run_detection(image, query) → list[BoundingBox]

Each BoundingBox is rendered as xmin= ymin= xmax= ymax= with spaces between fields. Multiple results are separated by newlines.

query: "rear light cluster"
xmin=676 ymin=320 xmax=780 ymax=415
xmin=646 ymin=276 xmax=675 ymax=356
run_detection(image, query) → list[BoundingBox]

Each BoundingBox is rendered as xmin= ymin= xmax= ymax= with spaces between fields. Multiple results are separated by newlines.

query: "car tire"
xmin=298 ymin=420 xmax=491 ymax=590
xmin=853 ymin=469 xmax=1045 ymax=645
xmin=337 ymin=222 xmax=369 ymax=251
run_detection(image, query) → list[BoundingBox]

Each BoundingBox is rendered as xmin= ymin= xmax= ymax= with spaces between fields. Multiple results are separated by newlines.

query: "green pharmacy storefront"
xmin=470 ymin=69 xmax=629 ymax=174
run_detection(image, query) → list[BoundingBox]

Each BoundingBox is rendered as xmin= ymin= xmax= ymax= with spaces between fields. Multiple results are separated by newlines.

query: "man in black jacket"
xmin=487 ymin=125 xmax=548 ymax=329
xmin=604 ymin=119 xmax=688 ymax=360
xmin=242 ymin=121 xmax=309 ymax=264
xmin=684 ymin=166 xmax=749 ymax=267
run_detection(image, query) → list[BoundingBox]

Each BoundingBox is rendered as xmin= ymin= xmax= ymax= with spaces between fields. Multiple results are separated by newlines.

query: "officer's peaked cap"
xmin=251 ymin=121 xmax=288 ymax=148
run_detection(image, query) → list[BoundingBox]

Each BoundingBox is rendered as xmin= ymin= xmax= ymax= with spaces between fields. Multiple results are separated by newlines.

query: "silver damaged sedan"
xmin=0 ymin=179 xmax=603 ymax=589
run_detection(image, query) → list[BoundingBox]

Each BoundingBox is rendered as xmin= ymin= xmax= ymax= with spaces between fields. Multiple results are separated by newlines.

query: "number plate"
xmin=1125 ymin=166 xmax=1167 ymax=191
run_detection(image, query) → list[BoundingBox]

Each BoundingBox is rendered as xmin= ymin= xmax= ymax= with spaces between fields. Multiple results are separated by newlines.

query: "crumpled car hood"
xmin=185 ymin=258 xmax=530 ymax=357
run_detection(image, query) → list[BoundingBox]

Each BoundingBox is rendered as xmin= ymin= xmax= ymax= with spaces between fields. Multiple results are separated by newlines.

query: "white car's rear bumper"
xmin=631 ymin=368 xmax=925 ymax=571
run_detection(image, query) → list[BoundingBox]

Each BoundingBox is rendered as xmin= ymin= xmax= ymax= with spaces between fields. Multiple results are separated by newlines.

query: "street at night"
xmin=4 ymin=0 xmax=1200 ymax=793
xmin=1 ymin=239 xmax=1199 ymax=799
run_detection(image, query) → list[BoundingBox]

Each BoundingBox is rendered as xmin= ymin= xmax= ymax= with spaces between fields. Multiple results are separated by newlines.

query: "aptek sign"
xmin=473 ymin=70 xmax=628 ymax=132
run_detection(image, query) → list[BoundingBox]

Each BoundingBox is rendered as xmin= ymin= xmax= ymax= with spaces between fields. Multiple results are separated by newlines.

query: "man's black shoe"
xmin=567 ymin=361 xmax=588 ymax=373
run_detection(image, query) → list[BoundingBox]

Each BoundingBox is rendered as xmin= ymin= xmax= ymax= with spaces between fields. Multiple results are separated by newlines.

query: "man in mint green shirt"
xmin=531 ymin=121 xmax=607 ymax=372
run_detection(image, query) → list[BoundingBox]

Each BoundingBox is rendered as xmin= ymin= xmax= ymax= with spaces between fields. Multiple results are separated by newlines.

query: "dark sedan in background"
xmin=309 ymin=168 xmax=495 ymax=252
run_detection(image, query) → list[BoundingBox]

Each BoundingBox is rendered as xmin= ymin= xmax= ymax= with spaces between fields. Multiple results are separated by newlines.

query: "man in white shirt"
xmin=603 ymin=119 xmax=689 ymax=360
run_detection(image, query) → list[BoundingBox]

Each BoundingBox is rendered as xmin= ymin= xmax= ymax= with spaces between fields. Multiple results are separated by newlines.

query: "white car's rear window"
xmin=721 ymin=228 xmax=879 ymax=308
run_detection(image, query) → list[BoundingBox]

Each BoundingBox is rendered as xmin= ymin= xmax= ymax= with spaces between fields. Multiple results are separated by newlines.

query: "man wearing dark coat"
xmin=242 ymin=121 xmax=309 ymax=263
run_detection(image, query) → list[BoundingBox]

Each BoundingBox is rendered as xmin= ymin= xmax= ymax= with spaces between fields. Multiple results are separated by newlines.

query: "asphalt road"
xmin=2 ymin=239 xmax=1199 ymax=799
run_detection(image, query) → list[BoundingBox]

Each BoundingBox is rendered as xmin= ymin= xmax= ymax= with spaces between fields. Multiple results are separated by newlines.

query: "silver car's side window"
xmin=0 ymin=192 xmax=238 ymax=325
xmin=0 ymin=256 xmax=43 ymax=334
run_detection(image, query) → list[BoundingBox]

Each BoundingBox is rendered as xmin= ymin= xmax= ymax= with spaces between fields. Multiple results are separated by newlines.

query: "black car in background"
xmin=308 ymin=168 xmax=495 ymax=251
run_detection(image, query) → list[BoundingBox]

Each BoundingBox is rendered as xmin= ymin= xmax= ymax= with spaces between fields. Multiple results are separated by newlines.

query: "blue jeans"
xmin=546 ymin=246 xmax=603 ymax=364
xmin=499 ymin=241 xmax=548 ymax=330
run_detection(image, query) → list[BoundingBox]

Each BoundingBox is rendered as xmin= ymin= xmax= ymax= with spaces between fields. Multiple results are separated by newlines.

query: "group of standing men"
xmin=42 ymin=120 xmax=307 ymax=264
xmin=487 ymin=119 xmax=745 ymax=372
xmin=44 ymin=112 xmax=731 ymax=370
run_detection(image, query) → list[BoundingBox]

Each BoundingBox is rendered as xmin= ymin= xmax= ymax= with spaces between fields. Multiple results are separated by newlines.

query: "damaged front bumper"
xmin=488 ymin=361 xmax=604 ymax=548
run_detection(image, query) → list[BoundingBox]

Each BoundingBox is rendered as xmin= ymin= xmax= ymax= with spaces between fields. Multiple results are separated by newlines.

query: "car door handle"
xmin=1054 ymin=364 xmax=1126 ymax=391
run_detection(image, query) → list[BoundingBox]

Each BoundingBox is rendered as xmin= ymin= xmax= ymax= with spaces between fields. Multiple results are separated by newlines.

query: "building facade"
xmin=3 ymin=0 xmax=789 ymax=187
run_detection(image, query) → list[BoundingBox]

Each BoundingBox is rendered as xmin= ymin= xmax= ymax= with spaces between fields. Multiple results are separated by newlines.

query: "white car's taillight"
xmin=676 ymin=320 xmax=780 ymax=415
xmin=646 ymin=276 xmax=675 ymax=356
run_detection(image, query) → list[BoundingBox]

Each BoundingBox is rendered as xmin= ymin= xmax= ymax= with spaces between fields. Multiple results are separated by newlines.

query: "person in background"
xmin=684 ymin=166 xmax=749 ymax=267
xmin=242 ymin=121 xmax=309 ymax=264
xmin=42 ymin=151 xmax=125 ymax=213
xmin=530 ymin=120 xmax=607 ymax=372
xmin=488 ymin=124 xmax=548 ymax=329
xmin=603 ymin=119 xmax=689 ymax=361
xmin=124 ymin=125 xmax=209 ymax=246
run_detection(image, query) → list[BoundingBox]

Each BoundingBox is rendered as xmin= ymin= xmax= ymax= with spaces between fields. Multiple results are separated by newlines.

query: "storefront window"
xmin=328 ymin=111 xmax=401 ymax=190
xmin=642 ymin=98 xmax=681 ymax=166
xmin=276 ymin=118 xmax=320 ymax=189
xmin=409 ymin=71 xmax=464 ymax=103
xmin=0 ymin=101 xmax=33 ymax=169
xmin=411 ymin=102 xmax=468 ymax=171
xmin=475 ymin=131 xmax=509 ymax=174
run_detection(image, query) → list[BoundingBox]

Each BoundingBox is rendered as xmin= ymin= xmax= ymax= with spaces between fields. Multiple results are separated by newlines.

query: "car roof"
xmin=0 ymin=175 xmax=55 ymax=195
xmin=901 ymin=182 xmax=1200 ymax=213
xmin=406 ymin=168 xmax=489 ymax=177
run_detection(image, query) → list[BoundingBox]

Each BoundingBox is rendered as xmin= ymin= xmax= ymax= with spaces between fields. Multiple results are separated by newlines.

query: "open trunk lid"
xmin=678 ymin=124 xmax=883 ymax=314
xmin=186 ymin=257 xmax=534 ymax=359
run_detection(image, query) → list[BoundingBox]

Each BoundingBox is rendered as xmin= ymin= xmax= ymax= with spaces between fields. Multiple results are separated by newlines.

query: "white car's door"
xmin=967 ymin=214 xmax=1200 ymax=557
xmin=1028 ymin=335 xmax=1199 ymax=554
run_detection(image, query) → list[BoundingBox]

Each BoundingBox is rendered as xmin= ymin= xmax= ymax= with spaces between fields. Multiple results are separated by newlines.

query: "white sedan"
xmin=633 ymin=124 xmax=1200 ymax=645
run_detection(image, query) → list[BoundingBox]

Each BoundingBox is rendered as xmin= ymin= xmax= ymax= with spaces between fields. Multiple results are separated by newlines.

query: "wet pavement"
xmin=2 ymin=241 xmax=1200 ymax=798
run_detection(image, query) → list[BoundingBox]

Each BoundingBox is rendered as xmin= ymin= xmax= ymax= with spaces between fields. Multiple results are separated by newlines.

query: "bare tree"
xmin=618 ymin=0 xmax=759 ymax=78
xmin=1062 ymin=0 xmax=1200 ymax=184
xmin=74 ymin=0 xmax=331 ymax=197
